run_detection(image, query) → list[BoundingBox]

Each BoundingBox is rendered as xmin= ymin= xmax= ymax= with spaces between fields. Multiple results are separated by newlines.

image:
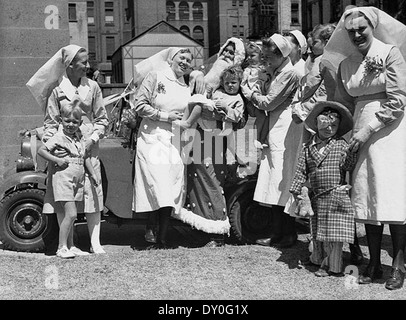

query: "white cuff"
xmin=158 ymin=111 xmax=169 ymax=122
xmin=90 ymin=132 xmax=99 ymax=143
xmin=368 ymin=117 xmax=385 ymax=132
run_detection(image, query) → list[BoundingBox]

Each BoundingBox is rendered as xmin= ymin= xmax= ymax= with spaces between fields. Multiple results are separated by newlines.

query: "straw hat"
xmin=305 ymin=101 xmax=353 ymax=137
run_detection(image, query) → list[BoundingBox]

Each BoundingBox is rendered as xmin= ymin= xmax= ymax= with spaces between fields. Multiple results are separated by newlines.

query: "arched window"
xmin=180 ymin=25 xmax=190 ymax=36
xmin=193 ymin=26 xmax=204 ymax=44
xmin=166 ymin=1 xmax=175 ymax=20
xmin=192 ymin=2 xmax=203 ymax=20
xmin=179 ymin=1 xmax=189 ymax=20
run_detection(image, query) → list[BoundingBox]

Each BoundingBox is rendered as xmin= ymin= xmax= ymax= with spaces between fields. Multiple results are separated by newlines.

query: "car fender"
xmin=224 ymin=177 xmax=257 ymax=212
xmin=0 ymin=171 xmax=47 ymax=199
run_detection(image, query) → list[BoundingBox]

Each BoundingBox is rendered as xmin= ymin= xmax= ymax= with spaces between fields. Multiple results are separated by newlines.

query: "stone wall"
xmin=0 ymin=0 xmax=69 ymax=183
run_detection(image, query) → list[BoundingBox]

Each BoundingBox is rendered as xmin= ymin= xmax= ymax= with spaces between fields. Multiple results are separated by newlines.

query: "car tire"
xmin=228 ymin=186 xmax=273 ymax=244
xmin=0 ymin=188 xmax=58 ymax=253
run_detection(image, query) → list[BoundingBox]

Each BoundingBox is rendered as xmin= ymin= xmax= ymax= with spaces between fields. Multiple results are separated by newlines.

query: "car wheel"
xmin=0 ymin=189 xmax=58 ymax=252
xmin=229 ymin=186 xmax=272 ymax=244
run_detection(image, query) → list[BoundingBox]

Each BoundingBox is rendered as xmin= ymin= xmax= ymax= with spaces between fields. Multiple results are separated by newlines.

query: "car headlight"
xmin=16 ymin=136 xmax=35 ymax=172
xmin=16 ymin=157 xmax=35 ymax=172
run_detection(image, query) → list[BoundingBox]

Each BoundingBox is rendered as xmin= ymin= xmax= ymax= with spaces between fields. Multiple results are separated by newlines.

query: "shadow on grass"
xmin=273 ymin=231 xmax=395 ymax=284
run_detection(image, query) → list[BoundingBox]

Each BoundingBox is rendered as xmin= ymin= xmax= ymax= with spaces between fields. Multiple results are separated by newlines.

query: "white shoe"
xmin=90 ymin=246 xmax=106 ymax=254
xmin=56 ymin=247 xmax=75 ymax=259
xmin=70 ymin=246 xmax=90 ymax=256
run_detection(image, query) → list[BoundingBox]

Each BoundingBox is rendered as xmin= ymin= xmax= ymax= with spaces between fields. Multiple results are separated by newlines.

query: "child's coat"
xmin=290 ymin=136 xmax=357 ymax=244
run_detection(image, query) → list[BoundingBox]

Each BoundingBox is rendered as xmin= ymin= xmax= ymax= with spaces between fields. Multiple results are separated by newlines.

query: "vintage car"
xmin=0 ymin=98 xmax=276 ymax=253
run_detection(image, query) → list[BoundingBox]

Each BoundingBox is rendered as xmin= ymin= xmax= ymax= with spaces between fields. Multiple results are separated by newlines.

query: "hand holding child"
xmin=168 ymin=110 xmax=183 ymax=122
xmin=348 ymin=125 xmax=374 ymax=152
xmin=54 ymin=157 xmax=69 ymax=169
xmin=214 ymin=100 xmax=228 ymax=117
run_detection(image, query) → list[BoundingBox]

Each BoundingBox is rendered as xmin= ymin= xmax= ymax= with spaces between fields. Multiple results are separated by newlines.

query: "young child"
xmin=38 ymin=102 xmax=99 ymax=259
xmin=176 ymin=66 xmax=245 ymax=182
xmin=242 ymin=41 xmax=269 ymax=151
xmin=204 ymin=38 xmax=245 ymax=98
xmin=175 ymin=65 xmax=245 ymax=132
xmin=289 ymin=101 xmax=358 ymax=277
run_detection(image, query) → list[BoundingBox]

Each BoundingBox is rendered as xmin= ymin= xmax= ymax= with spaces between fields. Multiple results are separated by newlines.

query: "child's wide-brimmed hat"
xmin=305 ymin=101 xmax=353 ymax=136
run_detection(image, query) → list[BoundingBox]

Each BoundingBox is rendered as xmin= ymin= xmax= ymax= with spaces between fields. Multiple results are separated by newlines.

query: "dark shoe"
xmin=358 ymin=264 xmax=383 ymax=284
xmin=315 ymin=268 xmax=329 ymax=277
xmin=385 ymin=268 xmax=405 ymax=290
xmin=278 ymin=234 xmax=297 ymax=248
xmin=349 ymin=243 xmax=364 ymax=265
xmin=255 ymin=238 xmax=271 ymax=246
xmin=255 ymin=235 xmax=283 ymax=246
xmin=144 ymin=228 xmax=157 ymax=243
xmin=300 ymin=257 xmax=320 ymax=267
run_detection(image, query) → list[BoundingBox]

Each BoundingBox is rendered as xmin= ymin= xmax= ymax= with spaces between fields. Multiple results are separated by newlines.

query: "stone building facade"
xmin=0 ymin=0 xmax=70 ymax=182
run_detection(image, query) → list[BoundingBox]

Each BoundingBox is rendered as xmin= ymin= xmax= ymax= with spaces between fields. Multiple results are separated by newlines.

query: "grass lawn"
xmin=0 ymin=224 xmax=404 ymax=301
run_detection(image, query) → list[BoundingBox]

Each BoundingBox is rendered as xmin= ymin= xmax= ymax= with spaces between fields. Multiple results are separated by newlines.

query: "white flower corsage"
xmin=363 ymin=56 xmax=384 ymax=76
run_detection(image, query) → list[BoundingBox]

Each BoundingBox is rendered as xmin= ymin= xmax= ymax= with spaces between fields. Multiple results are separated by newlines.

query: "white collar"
xmin=57 ymin=124 xmax=82 ymax=141
xmin=59 ymin=74 xmax=90 ymax=101
xmin=310 ymin=134 xmax=332 ymax=146
xmin=161 ymin=65 xmax=188 ymax=87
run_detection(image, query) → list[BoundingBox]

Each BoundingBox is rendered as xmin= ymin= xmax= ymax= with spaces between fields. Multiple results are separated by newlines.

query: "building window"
xmin=291 ymin=2 xmax=300 ymax=25
xmin=68 ymin=3 xmax=77 ymax=22
xmin=106 ymin=36 xmax=115 ymax=60
xmin=192 ymin=2 xmax=203 ymax=20
xmin=88 ymin=36 xmax=96 ymax=61
xmin=193 ymin=26 xmax=204 ymax=44
xmin=87 ymin=1 xmax=95 ymax=25
xmin=232 ymin=0 xmax=237 ymax=6
xmin=180 ymin=25 xmax=190 ymax=36
xmin=166 ymin=1 xmax=175 ymax=20
xmin=239 ymin=0 xmax=244 ymax=7
xmin=179 ymin=1 xmax=189 ymax=20
xmin=260 ymin=3 xmax=275 ymax=15
xmin=239 ymin=25 xmax=245 ymax=37
xmin=232 ymin=25 xmax=238 ymax=36
xmin=105 ymin=1 xmax=114 ymax=25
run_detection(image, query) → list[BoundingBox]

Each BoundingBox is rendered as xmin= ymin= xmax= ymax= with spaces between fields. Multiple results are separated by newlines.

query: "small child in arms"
xmin=174 ymin=65 xmax=245 ymax=130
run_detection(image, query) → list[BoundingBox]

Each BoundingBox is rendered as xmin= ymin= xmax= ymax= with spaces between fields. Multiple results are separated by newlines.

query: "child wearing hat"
xmin=289 ymin=101 xmax=358 ymax=276
xmin=38 ymin=100 xmax=99 ymax=259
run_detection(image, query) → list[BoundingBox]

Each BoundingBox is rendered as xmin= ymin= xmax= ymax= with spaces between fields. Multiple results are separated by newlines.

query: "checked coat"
xmin=290 ymin=136 xmax=358 ymax=243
